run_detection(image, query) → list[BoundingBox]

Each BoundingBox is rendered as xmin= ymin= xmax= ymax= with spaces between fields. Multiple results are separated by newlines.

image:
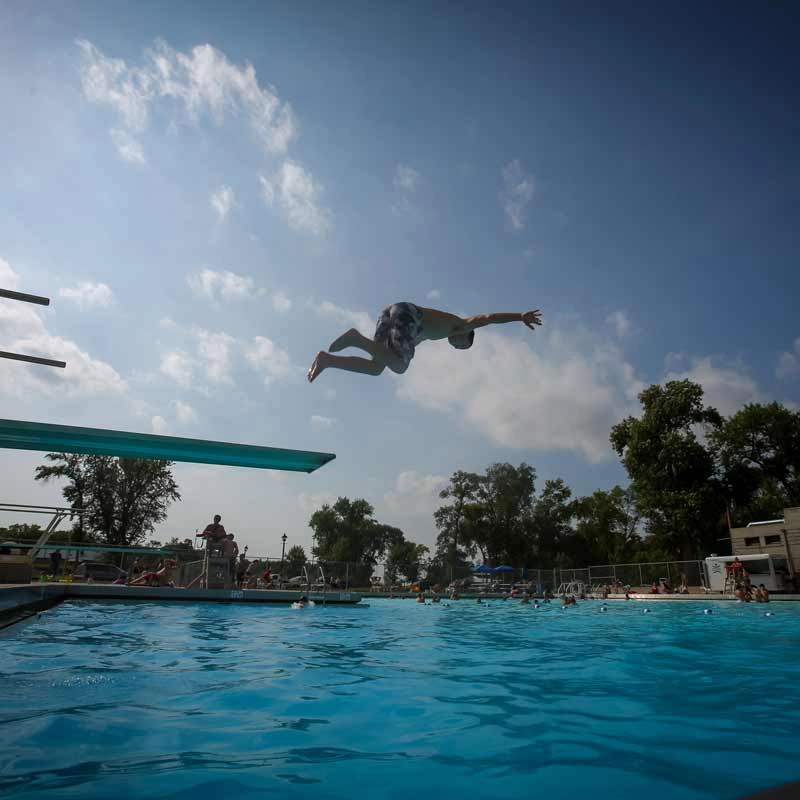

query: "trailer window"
xmin=764 ymin=535 xmax=781 ymax=545
xmin=744 ymin=536 xmax=761 ymax=546
xmin=744 ymin=559 xmax=770 ymax=574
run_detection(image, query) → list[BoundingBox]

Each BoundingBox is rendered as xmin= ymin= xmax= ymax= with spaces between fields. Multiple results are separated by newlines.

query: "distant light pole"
xmin=280 ymin=533 xmax=287 ymax=582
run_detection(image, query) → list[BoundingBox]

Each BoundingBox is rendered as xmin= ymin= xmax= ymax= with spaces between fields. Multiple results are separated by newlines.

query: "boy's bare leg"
xmin=328 ymin=328 xmax=405 ymax=371
xmin=308 ymin=351 xmax=385 ymax=383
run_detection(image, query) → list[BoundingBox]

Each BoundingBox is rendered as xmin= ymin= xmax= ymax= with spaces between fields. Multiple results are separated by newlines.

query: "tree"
xmin=710 ymin=402 xmax=800 ymax=525
xmin=310 ymin=498 xmax=391 ymax=564
xmin=610 ymin=380 xmax=725 ymax=560
xmin=528 ymin=478 xmax=574 ymax=566
xmin=473 ymin=462 xmax=536 ymax=565
xmin=433 ymin=470 xmax=482 ymax=581
xmin=285 ymin=544 xmax=307 ymax=577
xmin=35 ymin=454 xmax=181 ymax=547
xmin=570 ymin=486 xmax=641 ymax=565
xmin=385 ymin=539 xmax=430 ymax=584
xmin=33 ymin=453 xmax=90 ymax=538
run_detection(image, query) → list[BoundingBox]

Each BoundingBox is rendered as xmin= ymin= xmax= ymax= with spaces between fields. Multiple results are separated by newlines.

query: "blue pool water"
xmin=2 ymin=598 xmax=800 ymax=799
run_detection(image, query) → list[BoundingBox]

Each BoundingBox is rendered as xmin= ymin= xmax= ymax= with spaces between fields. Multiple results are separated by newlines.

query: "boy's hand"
xmin=521 ymin=309 xmax=542 ymax=330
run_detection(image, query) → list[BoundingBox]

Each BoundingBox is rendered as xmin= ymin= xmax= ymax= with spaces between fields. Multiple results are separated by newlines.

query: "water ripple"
xmin=1 ymin=599 xmax=800 ymax=799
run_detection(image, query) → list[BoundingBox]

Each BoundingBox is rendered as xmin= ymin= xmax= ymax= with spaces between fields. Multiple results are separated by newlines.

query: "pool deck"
xmin=0 ymin=582 xmax=363 ymax=628
xmin=366 ymin=590 xmax=800 ymax=602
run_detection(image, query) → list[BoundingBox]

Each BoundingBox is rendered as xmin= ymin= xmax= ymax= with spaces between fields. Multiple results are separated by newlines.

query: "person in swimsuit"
xmin=307 ymin=303 xmax=542 ymax=382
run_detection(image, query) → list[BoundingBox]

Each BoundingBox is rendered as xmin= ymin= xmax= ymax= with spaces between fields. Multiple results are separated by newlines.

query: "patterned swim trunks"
xmin=374 ymin=302 xmax=424 ymax=369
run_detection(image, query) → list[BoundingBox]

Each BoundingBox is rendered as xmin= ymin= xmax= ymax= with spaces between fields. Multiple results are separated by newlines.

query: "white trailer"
xmin=704 ymin=554 xmax=789 ymax=592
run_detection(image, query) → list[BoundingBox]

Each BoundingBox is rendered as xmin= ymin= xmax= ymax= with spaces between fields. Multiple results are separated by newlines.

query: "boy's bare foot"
xmin=307 ymin=351 xmax=330 ymax=383
xmin=329 ymin=328 xmax=362 ymax=353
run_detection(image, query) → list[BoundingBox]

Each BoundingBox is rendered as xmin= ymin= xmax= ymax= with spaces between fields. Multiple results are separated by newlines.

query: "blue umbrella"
xmin=494 ymin=565 xmax=514 ymax=573
xmin=472 ymin=564 xmax=494 ymax=573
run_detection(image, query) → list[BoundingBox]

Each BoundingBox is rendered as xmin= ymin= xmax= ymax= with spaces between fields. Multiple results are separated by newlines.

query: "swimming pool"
xmin=2 ymin=598 xmax=799 ymax=799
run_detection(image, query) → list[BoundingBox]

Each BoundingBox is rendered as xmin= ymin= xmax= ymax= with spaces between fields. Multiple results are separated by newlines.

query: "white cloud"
xmin=394 ymin=164 xmax=420 ymax=192
xmin=1 ymin=284 xmax=126 ymax=398
xmin=210 ymin=185 xmax=235 ymax=220
xmin=187 ymin=268 xmax=255 ymax=300
xmin=262 ymin=161 xmax=332 ymax=236
xmin=173 ymin=400 xmax=197 ymax=425
xmin=397 ymin=324 xmax=645 ymax=463
xmin=314 ymin=300 xmax=374 ymax=337
xmin=384 ymin=470 xmax=448 ymax=513
xmin=606 ymin=310 xmax=631 ymax=338
xmin=245 ymin=336 xmax=292 ymax=384
xmin=110 ymin=128 xmax=146 ymax=164
xmin=272 ymin=291 xmax=292 ymax=312
xmin=77 ymin=38 xmax=296 ymax=159
xmin=664 ymin=354 xmax=764 ymax=417
xmin=193 ymin=329 xmax=235 ymax=383
xmin=151 ymin=415 xmax=169 ymax=434
xmin=258 ymin=174 xmax=275 ymax=206
xmin=0 ymin=258 xmax=21 ymax=290
xmin=426 ymin=289 xmax=441 ymax=301
xmin=296 ymin=491 xmax=337 ymax=515
xmin=776 ymin=338 xmax=800 ymax=381
xmin=160 ymin=350 xmax=193 ymax=388
xmin=501 ymin=159 xmax=534 ymax=231
xmin=310 ymin=414 xmax=336 ymax=427
xmin=59 ymin=281 xmax=114 ymax=309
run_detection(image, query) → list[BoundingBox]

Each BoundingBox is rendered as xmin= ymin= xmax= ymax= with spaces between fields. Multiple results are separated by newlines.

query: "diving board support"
xmin=0 ymin=288 xmax=50 ymax=306
xmin=0 ymin=419 xmax=336 ymax=473
xmin=0 ymin=351 xmax=66 ymax=368
xmin=1 ymin=286 xmax=65 ymax=368
xmin=0 ymin=504 xmax=87 ymax=562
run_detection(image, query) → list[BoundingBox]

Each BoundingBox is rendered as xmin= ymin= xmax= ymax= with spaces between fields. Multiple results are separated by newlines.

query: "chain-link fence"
xmin=583 ymin=560 xmax=705 ymax=592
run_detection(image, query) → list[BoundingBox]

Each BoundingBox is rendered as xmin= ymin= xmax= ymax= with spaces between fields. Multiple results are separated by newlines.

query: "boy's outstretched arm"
xmin=460 ymin=308 xmax=542 ymax=332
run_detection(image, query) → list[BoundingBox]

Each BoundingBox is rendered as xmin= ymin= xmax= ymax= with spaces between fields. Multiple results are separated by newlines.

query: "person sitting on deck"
xmin=129 ymin=560 xmax=176 ymax=587
xmin=262 ymin=565 xmax=272 ymax=586
xmin=649 ymin=582 xmax=659 ymax=594
xmin=757 ymin=584 xmax=770 ymax=603
xmin=726 ymin=557 xmax=745 ymax=581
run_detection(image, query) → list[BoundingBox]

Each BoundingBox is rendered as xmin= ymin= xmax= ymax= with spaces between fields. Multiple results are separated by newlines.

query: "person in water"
xmin=307 ymin=303 xmax=542 ymax=382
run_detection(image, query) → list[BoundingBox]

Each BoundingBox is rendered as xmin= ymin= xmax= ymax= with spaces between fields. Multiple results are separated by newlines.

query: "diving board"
xmin=0 ymin=419 xmax=335 ymax=473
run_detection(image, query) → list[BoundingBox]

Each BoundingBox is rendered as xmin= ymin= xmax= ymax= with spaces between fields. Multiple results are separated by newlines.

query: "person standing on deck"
xmin=307 ymin=303 xmax=542 ymax=382
xmin=49 ymin=549 xmax=62 ymax=579
xmin=223 ymin=533 xmax=239 ymax=582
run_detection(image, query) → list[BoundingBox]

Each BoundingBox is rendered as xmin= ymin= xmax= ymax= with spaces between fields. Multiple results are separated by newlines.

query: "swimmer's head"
xmin=448 ymin=331 xmax=475 ymax=350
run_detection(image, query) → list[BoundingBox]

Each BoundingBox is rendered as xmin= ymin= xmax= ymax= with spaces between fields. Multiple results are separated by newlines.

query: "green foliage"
xmin=285 ymin=544 xmax=307 ymax=576
xmin=385 ymin=539 xmax=429 ymax=584
xmin=610 ymin=380 xmax=726 ymax=559
xmin=35 ymin=453 xmax=181 ymax=547
xmin=433 ymin=470 xmax=482 ymax=579
xmin=308 ymin=497 xmax=427 ymax=586
xmin=528 ymin=478 xmax=573 ymax=566
xmin=310 ymin=498 xmax=394 ymax=567
xmin=570 ymin=486 xmax=641 ymax=565
xmin=710 ymin=402 xmax=800 ymax=525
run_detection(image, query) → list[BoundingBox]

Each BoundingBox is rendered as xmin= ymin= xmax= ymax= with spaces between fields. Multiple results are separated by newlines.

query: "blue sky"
xmin=1 ymin=1 xmax=798 ymax=558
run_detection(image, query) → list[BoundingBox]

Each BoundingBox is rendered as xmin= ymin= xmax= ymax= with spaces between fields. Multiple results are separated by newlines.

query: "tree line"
xmin=20 ymin=379 xmax=799 ymax=584
xmin=309 ymin=380 xmax=800 ymax=583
